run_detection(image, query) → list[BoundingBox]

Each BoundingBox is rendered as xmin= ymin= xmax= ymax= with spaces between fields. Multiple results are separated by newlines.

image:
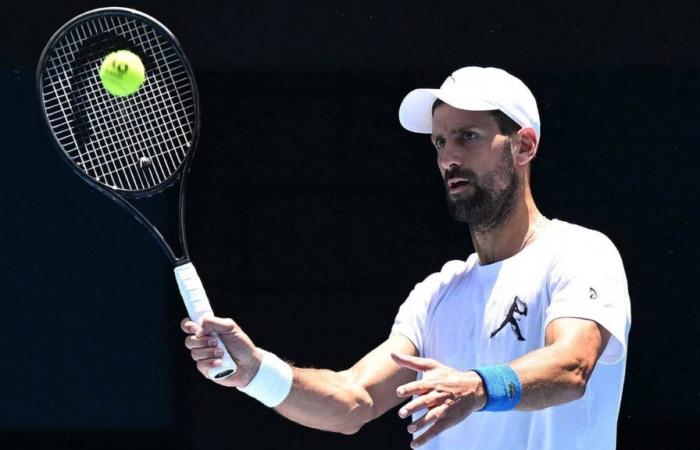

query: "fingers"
xmin=190 ymin=345 xmax=225 ymax=362
xmin=184 ymin=333 xmax=223 ymax=363
xmin=397 ymin=379 xmax=432 ymax=398
xmin=188 ymin=335 xmax=225 ymax=375
xmin=181 ymin=314 xmax=249 ymax=388
xmin=196 ymin=358 xmax=223 ymax=376
xmin=185 ymin=333 xmax=222 ymax=376
xmin=183 ymin=314 xmax=254 ymax=364
xmin=406 ymin=404 xmax=445 ymax=433
xmin=180 ymin=316 xmax=237 ymax=337
xmin=398 ymin=391 xmax=449 ymax=418
xmin=391 ymin=353 xmax=439 ymax=372
xmin=185 ymin=334 xmax=219 ymax=350
xmin=180 ymin=317 xmax=199 ymax=334
xmin=197 ymin=316 xmax=237 ymax=337
xmin=409 ymin=412 xmax=452 ymax=448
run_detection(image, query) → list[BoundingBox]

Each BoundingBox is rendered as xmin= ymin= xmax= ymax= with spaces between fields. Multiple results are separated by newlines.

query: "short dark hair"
xmin=431 ymin=99 xmax=521 ymax=136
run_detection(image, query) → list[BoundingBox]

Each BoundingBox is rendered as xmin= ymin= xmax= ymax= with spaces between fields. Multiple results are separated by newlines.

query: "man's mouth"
xmin=447 ymin=178 xmax=471 ymax=194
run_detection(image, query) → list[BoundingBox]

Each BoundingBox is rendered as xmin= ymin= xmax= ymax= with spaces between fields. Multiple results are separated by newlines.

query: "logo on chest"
xmin=490 ymin=296 xmax=528 ymax=341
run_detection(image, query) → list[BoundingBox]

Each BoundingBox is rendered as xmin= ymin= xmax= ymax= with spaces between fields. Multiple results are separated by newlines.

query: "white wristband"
xmin=237 ymin=349 xmax=293 ymax=407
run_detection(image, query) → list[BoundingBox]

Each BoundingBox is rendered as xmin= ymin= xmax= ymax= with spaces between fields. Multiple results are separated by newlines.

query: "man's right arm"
xmin=182 ymin=316 xmax=417 ymax=435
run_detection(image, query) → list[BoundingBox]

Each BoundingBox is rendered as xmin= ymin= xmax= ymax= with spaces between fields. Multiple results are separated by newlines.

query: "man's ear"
xmin=514 ymin=128 xmax=538 ymax=167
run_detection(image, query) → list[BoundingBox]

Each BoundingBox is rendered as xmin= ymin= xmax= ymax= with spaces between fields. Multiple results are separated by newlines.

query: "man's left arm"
xmin=511 ymin=316 xmax=610 ymax=410
xmin=393 ymin=316 xmax=611 ymax=447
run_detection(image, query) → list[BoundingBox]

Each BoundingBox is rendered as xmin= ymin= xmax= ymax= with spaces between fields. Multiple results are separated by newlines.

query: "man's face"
xmin=431 ymin=103 xmax=521 ymax=230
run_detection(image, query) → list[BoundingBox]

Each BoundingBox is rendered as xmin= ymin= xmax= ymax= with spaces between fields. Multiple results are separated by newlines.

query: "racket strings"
xmin=45 ymin=21 xmax=161 ymax=189
xmin=52 ymin=25 xmax=162 ymax=189
xmin=89 ymin=16 xmax=190 ymax=188
xmin=61 ymin=29 xmax=156 ymax=189
xmin=66 ymin=56 xmax=188 ymax=185
xmin=41 ymin=13 xmax=196 ymax=193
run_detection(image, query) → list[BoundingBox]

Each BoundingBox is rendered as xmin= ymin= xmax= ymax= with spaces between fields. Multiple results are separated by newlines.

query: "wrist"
xmin=470 ymin=364 xmax=522 ymax=412
xmin=465 ymin=370 xmax=487 ymax=411
xmin=237 ymin=348 xmax=293 ymax=408
xmin=239 ymin=348 xmax=264 ymax=387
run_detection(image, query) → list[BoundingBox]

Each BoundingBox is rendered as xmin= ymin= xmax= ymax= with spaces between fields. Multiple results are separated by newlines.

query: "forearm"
xmin=507 ymin=342 xmax=594 ymax=411
xmin=274 ymin=367 xmax=374 ymax=435
xmin=393 ymin=320 xmax=609 ymax=447
xmin=182 ymin=318 xmax=412 ymax=434
xmin=395 ymin=342 xmax=593 ymax=429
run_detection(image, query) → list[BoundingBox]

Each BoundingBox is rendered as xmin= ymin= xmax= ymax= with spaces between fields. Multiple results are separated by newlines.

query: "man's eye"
xmin=460 ymin=131 xmax=478 ymax=141
xmin=434 ymin=137 xmax=446 ymax=149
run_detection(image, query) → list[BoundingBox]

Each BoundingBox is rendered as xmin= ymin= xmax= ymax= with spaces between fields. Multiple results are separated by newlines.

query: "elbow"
xmin=331 ymin=387 xmax=375 ymax=435
xmin=570 ymin=372 xmax=588 ymax=400
xmin=337 ymin=423 xmax=362 ymax=436
xmin=333 ymin=413 xmax=364 ymax=435
xmin=565 ymin=356 xmax=593 ymax=401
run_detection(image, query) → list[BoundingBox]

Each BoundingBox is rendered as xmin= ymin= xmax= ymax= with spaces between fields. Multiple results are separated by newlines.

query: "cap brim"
xmin=399 ymin=89 xmax=440 ymax=133
xmin=398 ymin=88 xmax=497 ymax=134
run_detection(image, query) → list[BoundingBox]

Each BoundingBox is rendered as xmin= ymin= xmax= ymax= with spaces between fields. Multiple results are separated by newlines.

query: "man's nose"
xmin=437 ymin=141 xmax=464 ymax=172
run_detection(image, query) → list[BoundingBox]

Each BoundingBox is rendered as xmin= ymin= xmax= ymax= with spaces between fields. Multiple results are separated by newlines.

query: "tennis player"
xmin=182 ymin=66 xmax=631 ymax=449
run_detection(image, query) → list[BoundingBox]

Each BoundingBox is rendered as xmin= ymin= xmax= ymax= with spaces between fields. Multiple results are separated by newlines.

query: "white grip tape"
xmin=174 ymin=262 xmax=237 ymax=379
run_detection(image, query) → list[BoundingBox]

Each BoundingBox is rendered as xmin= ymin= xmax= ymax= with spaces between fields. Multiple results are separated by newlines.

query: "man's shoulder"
xmin=419 ymin=258 xmax=471 ymax=289
xmin=550 ymin=219 xmax=618 ymax=251
xmin=440 ymin=259 xmax=470 ymax=277
xmin=548 ymin=219 xmax=624 ymax=265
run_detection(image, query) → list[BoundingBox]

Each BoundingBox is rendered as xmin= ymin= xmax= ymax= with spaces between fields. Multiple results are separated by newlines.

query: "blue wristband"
xmin=471 ymin=364 xmax=522 ymax=411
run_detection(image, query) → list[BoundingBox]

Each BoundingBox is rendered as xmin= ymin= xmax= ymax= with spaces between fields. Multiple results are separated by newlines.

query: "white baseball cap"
xmin=398 ymin=66 xmax=540 ymax=140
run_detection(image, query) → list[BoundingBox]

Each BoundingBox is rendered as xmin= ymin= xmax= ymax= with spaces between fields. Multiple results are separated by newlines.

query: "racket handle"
xmin=174 ymin=262 xmax=237 ymax=379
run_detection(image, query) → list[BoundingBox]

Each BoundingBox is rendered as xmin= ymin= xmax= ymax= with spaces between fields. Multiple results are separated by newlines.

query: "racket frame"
xmin=36 ymin=6 xmax=202 ymax=265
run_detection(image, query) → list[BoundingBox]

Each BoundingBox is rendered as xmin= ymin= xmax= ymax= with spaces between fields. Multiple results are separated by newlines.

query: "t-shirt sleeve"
xmin=390 ymin=261 xmax=464 ymax=356
xmin=545 ymin=230 xmax=631 ymax=365
xmin=390 ymin=276 xmax=437 ymax=356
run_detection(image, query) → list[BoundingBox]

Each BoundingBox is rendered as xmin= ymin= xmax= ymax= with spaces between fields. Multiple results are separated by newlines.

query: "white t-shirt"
xmin=390 ymin=219 xmax=631 ymax=450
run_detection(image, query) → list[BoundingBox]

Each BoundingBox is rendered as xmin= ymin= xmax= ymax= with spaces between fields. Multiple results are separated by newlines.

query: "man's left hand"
xmin=392 ymin=353 xmax=486 ymax=448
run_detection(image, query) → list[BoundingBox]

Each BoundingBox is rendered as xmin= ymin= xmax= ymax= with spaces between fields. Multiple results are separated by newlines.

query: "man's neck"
xmin=470 ymin=193 xmax=544 ymax=266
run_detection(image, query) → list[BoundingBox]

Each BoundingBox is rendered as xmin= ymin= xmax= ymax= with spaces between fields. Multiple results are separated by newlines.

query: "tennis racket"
xmin=36 ymin=7 xmax=237 ymax=379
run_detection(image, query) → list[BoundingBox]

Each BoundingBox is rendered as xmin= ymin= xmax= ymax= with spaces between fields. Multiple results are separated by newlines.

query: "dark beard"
xmin=444 ymin=142 xmax=520 ymax=231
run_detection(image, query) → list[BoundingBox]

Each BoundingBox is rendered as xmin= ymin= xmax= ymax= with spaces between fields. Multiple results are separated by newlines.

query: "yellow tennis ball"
xmin=99 ymin=50 xmax=146 ymax=97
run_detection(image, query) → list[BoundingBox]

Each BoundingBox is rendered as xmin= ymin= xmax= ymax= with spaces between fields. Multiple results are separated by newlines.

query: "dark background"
xmin=1 ymin=1 xmax=698 ymax=449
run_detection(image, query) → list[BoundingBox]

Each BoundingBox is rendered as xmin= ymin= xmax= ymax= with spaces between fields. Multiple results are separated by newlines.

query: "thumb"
xmin=196 ymin=315 xmax=258 ymax=373
xmin=196 ymin=315 xmax=237 ymax=337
